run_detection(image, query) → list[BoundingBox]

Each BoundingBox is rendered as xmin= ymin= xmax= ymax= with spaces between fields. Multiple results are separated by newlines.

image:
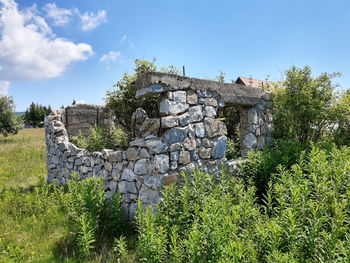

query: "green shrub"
xmin=236 ymin=139 xmax=305 ymax=202
xmin=0 ymin=95 xmax=22 ymax=136
xmin=136 ymin=146 xmax=350 ymax=262
xmin=71 ymin=124 xmax=129 ymax=151
xmin=105 ymin=59 xmax=180 ymax=138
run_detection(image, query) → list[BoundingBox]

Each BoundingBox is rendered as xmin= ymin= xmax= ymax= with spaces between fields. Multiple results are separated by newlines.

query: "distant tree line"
xmin=24 ymin=102 xmax=52 ymax=128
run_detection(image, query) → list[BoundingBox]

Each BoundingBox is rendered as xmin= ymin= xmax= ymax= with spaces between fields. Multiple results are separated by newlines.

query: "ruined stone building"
xmin=45 ymin=72 xmax=273 ymax=218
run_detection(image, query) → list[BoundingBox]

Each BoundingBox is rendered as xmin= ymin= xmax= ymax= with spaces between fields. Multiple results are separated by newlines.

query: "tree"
xmin=273 ymin=66 xmax=341 ymax=144
xmin=105 ymin=59 xmax=179 ymax=138
xmin=24 ymin=102 xmax=52 ymax=128
xmin=333 ymin=90 xmax=350 ymax=146
xmin=0 ymin=96 xmax=22 ymax=136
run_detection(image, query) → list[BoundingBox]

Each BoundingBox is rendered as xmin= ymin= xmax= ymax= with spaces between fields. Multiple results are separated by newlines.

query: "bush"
xmin=105 ymin=59 xmax=179 ymax=139
xmin=136 ymin=146 xmax=350 ymax=262
xmin=236 ymin=139 xmax=305 ymax=201
xmin=0 ymin=95 xmax=22 ymax=136
xmin=71 ymin=124 xmax=129 ymax=151
xmin=273 ymin=66 xmax=343 ymax=145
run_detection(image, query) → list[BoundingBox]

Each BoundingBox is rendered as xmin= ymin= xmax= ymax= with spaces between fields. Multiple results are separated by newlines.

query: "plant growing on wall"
xmin=105 ymin=59 xmax=179 ymax=139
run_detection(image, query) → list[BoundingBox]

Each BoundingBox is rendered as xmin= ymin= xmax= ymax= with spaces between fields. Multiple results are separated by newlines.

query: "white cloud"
xmin=99 ymin=51 xmax=121 ymax=63
xmin=43 ymin=2 xmax=72 ymax=26
xmin=75 ymin=100 xmax=86 ymax=104
xmin=0 ymin=0 xmax=93 ymax=83
xmin=79 ymin=9 xmax=106 ymax=32
xmin=0 ymin=80 xmax=10 ymax=95
xmin=120 ymin=35 xmax=127 ymax=44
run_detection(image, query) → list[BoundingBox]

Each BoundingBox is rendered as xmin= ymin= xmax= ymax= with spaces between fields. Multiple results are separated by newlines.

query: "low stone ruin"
xmin=45 ymin=72 xmax=273 ymax=219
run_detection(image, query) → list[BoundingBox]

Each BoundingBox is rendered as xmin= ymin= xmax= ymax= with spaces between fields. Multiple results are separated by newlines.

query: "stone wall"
xmin=60 ymin=104 xmax=108 ymax=137
xmin=45 ymin=72 xmax=273 ymax=219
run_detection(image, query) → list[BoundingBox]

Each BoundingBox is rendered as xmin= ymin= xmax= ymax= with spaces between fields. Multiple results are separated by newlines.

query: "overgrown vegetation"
xmin=71 ymin=124 xmax=129 ymax=151
xmin=0 ymin=129 xmax=134 ymax=262
xmin=135 ymin=146 xmax=350 ymax=262
xmin=105 ymin=59 xmax=179 ymax=139
xmin=2 ymin=64 xmax=350 ymax=262
xmin=273 ymin=66 xmax=349 ymax=145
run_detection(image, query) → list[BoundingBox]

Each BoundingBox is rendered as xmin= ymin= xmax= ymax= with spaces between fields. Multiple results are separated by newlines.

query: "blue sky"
xmin=1 ymin=0 xmax=350 ymax=111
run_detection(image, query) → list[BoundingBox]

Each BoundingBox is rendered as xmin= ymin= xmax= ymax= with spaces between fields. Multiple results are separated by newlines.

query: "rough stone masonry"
xmin=45 ymin=72 xmax=273 ymax=219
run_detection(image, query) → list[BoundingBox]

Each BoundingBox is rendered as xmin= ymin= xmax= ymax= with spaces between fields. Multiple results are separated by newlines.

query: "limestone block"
xmin=204 ymin=106 xmax=217 ymax=118
xmin=169 ymin=143 xmax=181 ymax=151
xmin=126 ymin=148 xmax=140 ymax=161
xmin=243 ymin=133 xmax=257 ymax=149
xmin=187 ymin=90 xmax=198 ymax=104
xmin=204 ymin=98 xmax=218 ymax=107
xmin=212 ymin=136 xmax=227 ymax=159
xmin=190 ymin=150 xmax=199 ymax=161
xmin=108 ymin=151 xmax=123 ymax=162
xmin=153 ymin=154 xmax=170 ymax=174
xmin=144 ymin=175 xmax=162 ymax=189
xmin=112 ymin=169 xmax=121 ymax=181
xmin=121 ymin=168 xmax=136 ymax=181
xmin=178 ymin=112 xmax=190 ymax=126
xmin=179 ymin=151 xmax=191 ymax=164
xmin=161 ymin=173 xmax=178 ymax=186
xmin=172 ymin=91 xmax=187 ymax=103
xmin=202 ymin=138 xmax=214 ymax=148
xmin=139 ymin=118 xmax=160 ymax=137
xmin=196 ymin=90 xmax=212 ymax=98
xmin=170 ymin=151 xmax=179 ymax=161
xmin=146 ymin=139 xmax=167 ymax=154
xmin=134 ymin=159 xmax=150 ymax=175
xmin=130 ymin=139 xmax=146 ymax=147
xmin=248 ymin=108 xmax=258 ymax=124
xmin=131 ymin=108 xmax=148 ymax=129
xmin=164 ymin=127 xmax=187 ymax=144
xmin=139 ymin=185 xmax=160 ymax=205
xmin=104 ymin=162 xmax=113 ymax=172
xmin=193 ymin=122 xmax=206 ymax=138
xmin=139 ymin=148 xmax=151 ymax=158
xmin=100 ymin=149 xmax=112 ymax=160
xmin=199 ymin=147 xmax=211 ymax=159
xmin=161 ymin=116 xmax=179 ymax=128
xmin=118 ymin=181 xmax=137 ymax=194
xmin=93 ymin=165 xmax=101 ymax=176
xmin=184 ymin=137 xmax=197 ymax=151
xmin=160 ymin=99 xmax=189 ymax=115
xmin=170 ymin=161 xmax=178 ymax=170
xmin=188 ymin=105 xmax=204 ymax=123
xmin=203 ymin=117 xmax=227 ymax=138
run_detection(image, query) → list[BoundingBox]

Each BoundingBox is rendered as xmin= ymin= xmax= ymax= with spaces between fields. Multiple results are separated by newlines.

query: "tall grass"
xmin=136 ymin=146 xmax=350 ymax=262
xmin=0 ymin=129 xmax=132 ymax=263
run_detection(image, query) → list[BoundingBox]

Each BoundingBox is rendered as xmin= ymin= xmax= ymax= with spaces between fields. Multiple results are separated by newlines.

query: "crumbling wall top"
xmin=134 ymin=72 xmax=273 ymax=105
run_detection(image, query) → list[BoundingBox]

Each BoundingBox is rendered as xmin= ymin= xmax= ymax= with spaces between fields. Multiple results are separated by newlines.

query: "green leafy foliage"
xmin=136 ymin=146 xmax=350 ymax=262
xmin=236 ymin=139 xmax=305 ymax=201
xmin=23 ymin=102 xmax=51 ymax=128
xmin=105 ymin=59 xmax=180 ymax=138
xmin=333 ymin=90 xmax=350 ymax=146
xmin=273 ymin=66 xmax=342 ymax=145
xmin=0 ymin=95 xmax=22 ymax=136
xmin=71 ymin=124 xmax=129 ymax=151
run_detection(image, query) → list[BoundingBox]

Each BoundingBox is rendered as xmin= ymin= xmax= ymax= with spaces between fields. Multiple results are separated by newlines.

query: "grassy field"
xmin=0 ymin=128 xmax=46 ymax=189
xmin=0 ymin=129 xmax=135 ymax=263
xmin=0 ymin=129 xmax=70 ymax=263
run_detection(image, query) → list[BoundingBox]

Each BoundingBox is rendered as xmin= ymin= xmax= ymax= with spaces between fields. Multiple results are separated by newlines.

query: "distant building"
xmin=235 ymin=76 xmax=274 ymax=90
